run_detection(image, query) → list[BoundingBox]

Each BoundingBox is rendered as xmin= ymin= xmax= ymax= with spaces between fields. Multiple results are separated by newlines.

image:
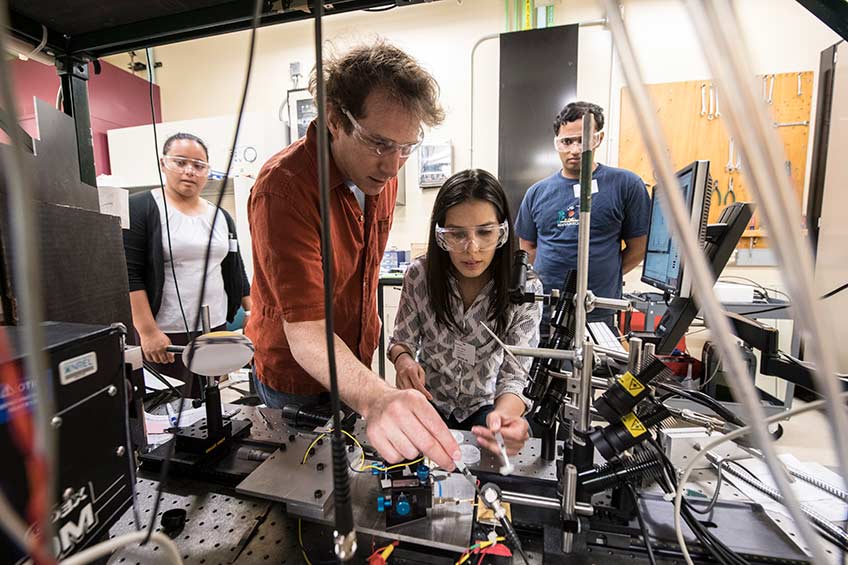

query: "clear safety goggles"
xmin=553 ymin=132 xmax=601 ymax=153
xmin=162 ymin=155 xmax=210 ymax=176
xmin=342 ymin=108 xmax=424 ymax=157
xmin=434 ymin=220 xmax=509 ymax=252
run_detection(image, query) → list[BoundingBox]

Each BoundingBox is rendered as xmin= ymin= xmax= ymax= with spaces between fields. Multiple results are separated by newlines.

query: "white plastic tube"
xmin=60 ymin=531 xmax=183 ymax=565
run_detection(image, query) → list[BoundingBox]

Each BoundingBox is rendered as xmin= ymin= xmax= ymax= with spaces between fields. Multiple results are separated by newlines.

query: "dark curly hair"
xmin=553 ymin=101 xmax=605 ymax=135
xmin=309 ymin=40 xmax=445 ymax=132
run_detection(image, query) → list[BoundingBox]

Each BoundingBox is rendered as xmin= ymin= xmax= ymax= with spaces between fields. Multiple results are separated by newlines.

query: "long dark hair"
xmin=426 ymin=169 xmax=517 ymax=335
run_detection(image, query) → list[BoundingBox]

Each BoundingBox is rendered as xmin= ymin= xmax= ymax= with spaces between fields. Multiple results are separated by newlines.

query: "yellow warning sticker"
xmin=621 ymin=412 xmax=647 ymax=438
xmin=619 ymin=372 xmax=646 ymax=397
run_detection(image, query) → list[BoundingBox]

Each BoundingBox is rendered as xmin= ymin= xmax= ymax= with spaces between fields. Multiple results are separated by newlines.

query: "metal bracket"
xmin=55 ymin=56 xmax=91 ymax=80
xmin=55 ymin=55 xmax=96 ymax=185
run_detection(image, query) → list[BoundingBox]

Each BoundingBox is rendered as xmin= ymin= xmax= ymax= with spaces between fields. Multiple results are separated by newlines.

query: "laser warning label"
xmin=619 ymin=372 xmax=645 ymax=397
xmin=622 ymin=412 xmax=647 ymax=437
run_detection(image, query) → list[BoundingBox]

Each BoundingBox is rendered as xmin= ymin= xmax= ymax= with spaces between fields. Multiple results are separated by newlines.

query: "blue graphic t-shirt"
xmin=515 ymin=164 xmax=650 ymax=318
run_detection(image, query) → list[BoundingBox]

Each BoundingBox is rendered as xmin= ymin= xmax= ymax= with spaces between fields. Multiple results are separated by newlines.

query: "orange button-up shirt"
xmin=245 ymin=122 xmax=397 ymax=395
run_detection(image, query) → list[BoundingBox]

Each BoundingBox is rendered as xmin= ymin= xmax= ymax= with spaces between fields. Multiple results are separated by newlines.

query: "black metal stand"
xmin=56 ymin=56 xmax=96 ymax=186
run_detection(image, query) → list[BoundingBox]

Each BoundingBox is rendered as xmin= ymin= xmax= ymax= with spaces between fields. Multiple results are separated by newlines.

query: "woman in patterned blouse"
xmin=388 ymin=169 xmax=542 ymax=455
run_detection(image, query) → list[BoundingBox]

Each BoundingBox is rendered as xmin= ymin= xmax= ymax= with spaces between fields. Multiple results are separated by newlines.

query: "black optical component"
xmin=593 ymin=357 xmax=670 ymax=422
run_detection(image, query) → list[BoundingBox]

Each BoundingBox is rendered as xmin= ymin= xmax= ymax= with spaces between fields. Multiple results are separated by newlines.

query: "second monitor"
xmin=641 ymin=160 xmax=713 ymax=298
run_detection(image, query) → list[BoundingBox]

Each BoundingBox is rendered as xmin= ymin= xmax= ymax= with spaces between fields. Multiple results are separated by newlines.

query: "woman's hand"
xmin=394 ymin=353 xmax=432 ymax=401
xmin=472 ymin=410 xmax=529 ymax=456
xmin=140 ymin=328 xmax=174 ymax=364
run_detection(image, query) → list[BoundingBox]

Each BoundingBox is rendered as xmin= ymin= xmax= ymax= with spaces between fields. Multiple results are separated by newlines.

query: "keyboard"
xmin=588 ymin=321 xmax=627 ymax=354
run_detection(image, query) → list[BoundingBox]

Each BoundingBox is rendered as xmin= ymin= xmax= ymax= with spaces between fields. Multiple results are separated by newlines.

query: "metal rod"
xmin=578 ymin=17 xmax=608 ymax=27
xmin=592 ymin=376 xmax=611 ymax=389
xmin=561 ymin=463 xmax=578 ymax=553
xmin=506 ymin=345 xmax=576 ymax=361
xmin=200 ymin=304 xmax=215 ymax=387
xmin=593 ymin=345 xmax=629 ymax=363
xmin=577 ymin=341 xmax=594 ymax=434
xmin=201 ymin=304 xmax=211 ymax=333
xmin=469 ymin=33 xmax=499 ymax=168
xmin=145 ymin=47 xmax=156 ymax=83
xmin=628 ymin=336 xmax=642 ymax=373
xmin=643 ymin=343 xmax=656 ymax=365
xmin=591 ymin=294 xmax=633 ymax=312
xmin=503 ymin=491 xmax=560 ymax=510
xmin=574 ymin=114 xmax=594 ymax=349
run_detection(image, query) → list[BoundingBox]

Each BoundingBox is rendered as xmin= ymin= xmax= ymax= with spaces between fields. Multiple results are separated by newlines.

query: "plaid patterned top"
xmin=389 ymin=259 xmax=543 ymax=422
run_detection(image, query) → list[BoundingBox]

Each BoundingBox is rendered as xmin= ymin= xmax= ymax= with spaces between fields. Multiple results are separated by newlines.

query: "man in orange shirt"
xmin=247 ymin=42 xmax=460 ymax=469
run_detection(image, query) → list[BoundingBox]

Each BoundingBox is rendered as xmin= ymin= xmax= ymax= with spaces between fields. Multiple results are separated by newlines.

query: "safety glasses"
xmin=434 ymin=221 xmax=509 ymax=252
xmin=553 ymin=132 xmax=601 ymax=153
xmin=162 ymin=155 xmax=210 ymax=176
xmin=342 ymin=108 xmax=423 ymax=157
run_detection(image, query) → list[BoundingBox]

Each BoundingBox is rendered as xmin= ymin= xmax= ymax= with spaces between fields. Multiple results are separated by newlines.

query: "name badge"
xmin=572 ymin=179 xmax=600 ymax=199
xmin=453 ymin=341 xmax=476 ymax=366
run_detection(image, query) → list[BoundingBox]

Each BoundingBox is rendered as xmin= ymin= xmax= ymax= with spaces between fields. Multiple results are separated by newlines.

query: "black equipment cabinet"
xmin=0 ymin=322 xmax=133 ymax=562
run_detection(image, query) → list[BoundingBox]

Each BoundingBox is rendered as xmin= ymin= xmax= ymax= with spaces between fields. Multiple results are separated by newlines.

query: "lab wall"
xmin=105 ymin=0 xmax=838 ymax=255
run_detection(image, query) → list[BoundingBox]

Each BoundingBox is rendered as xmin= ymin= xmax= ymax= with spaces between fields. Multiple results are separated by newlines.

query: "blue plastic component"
xmin=416 ymin=464 xmax=430 ymax=482
xmin=377 ymin=496 xmax=386 ymax=512
xmin=395 ymin=495 xmax=411 ymax=517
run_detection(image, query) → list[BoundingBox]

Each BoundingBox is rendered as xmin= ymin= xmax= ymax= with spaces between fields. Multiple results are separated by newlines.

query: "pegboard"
xmin=619 ymin=71 xmax=813 ymax=249
xmin=107 ymin=479 xmax=299 ymax=564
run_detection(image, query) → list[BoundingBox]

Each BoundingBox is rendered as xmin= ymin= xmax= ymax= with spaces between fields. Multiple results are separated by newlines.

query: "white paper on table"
xmin=143 ymin=368 xmax=184 ymax=391
xmin=723 ymin=454 xmax=848 ymax=523
xmin=144 ymin=405 xmax=207 ymax=435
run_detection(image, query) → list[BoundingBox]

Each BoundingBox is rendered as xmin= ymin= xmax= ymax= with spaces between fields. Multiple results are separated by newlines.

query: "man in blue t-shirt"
xmin=515 ymin=101 xmax=650 ymax=327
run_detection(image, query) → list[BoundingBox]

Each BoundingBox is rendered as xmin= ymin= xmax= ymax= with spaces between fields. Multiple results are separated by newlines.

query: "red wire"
xmin=0 ymin=327 xmax=53 ymax=565
xmin=367 ymin=540 xmax=399 ymax=564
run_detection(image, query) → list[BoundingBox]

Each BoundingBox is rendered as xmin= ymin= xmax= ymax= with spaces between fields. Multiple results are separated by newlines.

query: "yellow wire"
xmin=360 ymin=456 xmax=426 ymax=472
xmin=301 ymin=433 xmax=326 ymax=464
xmin=298 ymin=519 xmax=313 ymax=565
xmin=300 ymin=428 xmax=366 ymax=469
xmin=455 ymin=537 xmax=506 ymax=565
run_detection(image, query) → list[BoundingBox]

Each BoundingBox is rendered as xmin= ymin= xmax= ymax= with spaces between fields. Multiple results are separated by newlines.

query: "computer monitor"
xmin=631 ymin=202 xmax=754 ymax=354
xmin=641 ymin=160 xmax=713 ymax=298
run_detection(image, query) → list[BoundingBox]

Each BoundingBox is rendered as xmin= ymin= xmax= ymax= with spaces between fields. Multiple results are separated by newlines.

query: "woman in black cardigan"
xmin=123 ymin=132 xmax=250 ymax=397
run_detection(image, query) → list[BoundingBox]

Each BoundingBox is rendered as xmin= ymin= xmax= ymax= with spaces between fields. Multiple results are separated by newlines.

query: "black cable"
xmin=145 ymin=49 xmax=191 ymax=340
xmin=626 ymin=483 xmax=658 ymax=565
xmin=141 ymin=46 xmax=192 ymax=546
xmin=657 ymin=383 xmax=746 ymax=427
xmin=822 ymin=281 xmax=848 ymax=300
xmin=141 ymin=0 xmax=263 ymax=545
xmin=142 ymin=361 xmax=184 ymax=398
xmin=687 ymin=459 xmax=725 ymax=515
xmin=646 ymin=439 xmax=749 ymax=565
xmin=313 ymin=0 xmax=356 ymax=554
xmin=735 ymin=304 xmax=790 ymax=317
xmin=647 ymin=447 xmax=737 ymax=564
